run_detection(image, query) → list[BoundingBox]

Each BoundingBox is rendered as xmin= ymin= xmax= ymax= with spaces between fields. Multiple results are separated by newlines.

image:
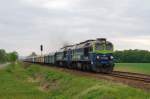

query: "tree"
xmin=28 ymin=52 xmax=37 ymax=57
xmin=114 ymin=49 xmax=150 ymax=63
xmin=0 ymin=49 xmax=7 ymax=63
xmin=7 ymin=51 xmax=18 ymax=62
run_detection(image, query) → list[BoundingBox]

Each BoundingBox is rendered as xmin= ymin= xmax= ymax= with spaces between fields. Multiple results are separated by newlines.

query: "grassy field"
xmin=115 ymin=63 xmax=150 ymax=75
xmin=0 ymin=62 xmax=149 ymax=99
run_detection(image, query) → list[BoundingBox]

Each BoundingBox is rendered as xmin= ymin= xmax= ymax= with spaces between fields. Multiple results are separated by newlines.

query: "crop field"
xmin=115 ymin=63 xmax=150 ymax=75
xmin=0 ymin=62 xmax=149 ymax=99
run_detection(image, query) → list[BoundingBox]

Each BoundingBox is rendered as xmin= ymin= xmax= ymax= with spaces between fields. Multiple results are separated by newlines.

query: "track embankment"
xmin=24 ymin=62 xmax=150 ymax=91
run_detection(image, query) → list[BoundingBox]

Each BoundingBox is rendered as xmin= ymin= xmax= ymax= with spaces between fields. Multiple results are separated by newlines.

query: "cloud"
xmin=0 ymin=0 xmax=150 ymax=56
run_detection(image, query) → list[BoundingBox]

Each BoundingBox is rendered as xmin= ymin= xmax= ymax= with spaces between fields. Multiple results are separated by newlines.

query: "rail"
xmin=110 ymin=71 xmax=150 ymax=83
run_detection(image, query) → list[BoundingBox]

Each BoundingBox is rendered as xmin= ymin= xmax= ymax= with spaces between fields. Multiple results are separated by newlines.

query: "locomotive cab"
xmin=91 ymin=38 xmax=114 ymax=73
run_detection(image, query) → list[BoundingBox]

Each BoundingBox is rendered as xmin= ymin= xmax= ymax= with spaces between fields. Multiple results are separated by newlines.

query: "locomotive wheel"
xmin=92 ymin=65 xmax=100 ymax=72
xmin=81 ymin=65 xmax=84 ymax=71
xmin=86 ymin=65 xmax=90 ymax=71
xmin=77 ymin=63 xmax=82 ymax=70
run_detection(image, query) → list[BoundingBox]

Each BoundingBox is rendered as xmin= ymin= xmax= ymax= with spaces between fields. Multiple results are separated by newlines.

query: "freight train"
xmin=24 ymin=38 xmax=114 ymax=73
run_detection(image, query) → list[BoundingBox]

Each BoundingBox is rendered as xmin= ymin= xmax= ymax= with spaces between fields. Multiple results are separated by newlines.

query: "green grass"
xmin=115 ymin=63 xmax=150 ymax=75
xmin=0 ymin=62 xmax=149 ymax=99
xmin=0 ymin=63 xmax=49 ymax=99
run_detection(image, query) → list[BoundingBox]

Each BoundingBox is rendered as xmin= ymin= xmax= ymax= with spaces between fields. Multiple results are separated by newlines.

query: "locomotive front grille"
xmin=96 ymin=55 xmax=109 ymax=60
xmin=101 ymin=56 xmax=108 ymax=60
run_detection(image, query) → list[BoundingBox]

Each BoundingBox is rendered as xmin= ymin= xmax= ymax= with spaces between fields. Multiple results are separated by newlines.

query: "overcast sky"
xmin=0 ymin=0 xmax=150 ymax=56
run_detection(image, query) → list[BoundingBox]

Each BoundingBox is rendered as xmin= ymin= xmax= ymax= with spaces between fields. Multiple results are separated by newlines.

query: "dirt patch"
xmin=26 ymin=71 xmax=60 ymax=92
xmin=39 ymin=79 xmax=60 ymax=92
xmin=0 ymin=63 xmax=10 ymax=69
xmin=27 ymin=74 xmax=51 ymax=92
xmin=21 ymin=62 xmax=32 ymax=69
xmin=28 ymin=77 xmax=38 ymax=83
xmin=39 ymin=82 xmax=50 ymax=92
xmin=28 ymin=73 xmax=44 ymax=82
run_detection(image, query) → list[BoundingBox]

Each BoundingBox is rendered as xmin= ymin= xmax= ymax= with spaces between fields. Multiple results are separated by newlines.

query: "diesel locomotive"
xmin=24 ymin=38 xmax=114 ymax=73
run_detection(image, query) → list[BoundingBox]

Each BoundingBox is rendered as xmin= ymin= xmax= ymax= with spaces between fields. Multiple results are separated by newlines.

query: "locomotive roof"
xmin=58 ymin=38 xmax=112 ymax=51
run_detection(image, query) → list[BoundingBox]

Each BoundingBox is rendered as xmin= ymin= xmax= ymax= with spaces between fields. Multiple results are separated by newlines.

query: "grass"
xmin=0 ymin=63 xmax=48 ymax=99
xmin=0 ymin=62 xmax=149 ymax=99
xmin=115 ymin=63 xmax=150 ymax=75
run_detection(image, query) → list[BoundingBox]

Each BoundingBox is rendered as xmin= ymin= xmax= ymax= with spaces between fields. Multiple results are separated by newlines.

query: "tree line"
xmin=1 ymin=49 xmax=150 ymax=63
xmin=0 ymin=49 xmax=18 ymax=63
xmin=114 ymin=49 xmax=150 ymax=63
xmin=30 ymin=50 xmax=150 ymax=63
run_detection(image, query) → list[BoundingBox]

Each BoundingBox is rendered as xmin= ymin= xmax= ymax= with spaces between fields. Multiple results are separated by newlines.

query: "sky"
xmin=0 ymin=0 xmax=150 ymax=56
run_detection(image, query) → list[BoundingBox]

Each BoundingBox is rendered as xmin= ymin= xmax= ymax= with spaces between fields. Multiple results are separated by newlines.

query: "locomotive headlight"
xmin=110 ymin=56 xmax=114 ymax=60
xmin=97 ymin=56 xmax=100 ymax=59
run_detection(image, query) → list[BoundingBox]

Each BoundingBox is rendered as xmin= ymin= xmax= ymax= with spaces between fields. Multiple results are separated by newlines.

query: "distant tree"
xmin=0 ymin=49 xmax=7 ymax=63
xmin=0 ymin=49 xmax=18 ymax=63
xmin=29 ymin=52 xmax=37 ymax=57
xmin=114 ymin=49 xmax=150 ymax=63
xmin=7 ymin=51 xmax=18 ymax=62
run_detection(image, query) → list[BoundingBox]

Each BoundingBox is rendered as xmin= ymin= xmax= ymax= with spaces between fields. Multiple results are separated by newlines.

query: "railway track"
xmin=110 ymin=71 xmax=150 ymax=83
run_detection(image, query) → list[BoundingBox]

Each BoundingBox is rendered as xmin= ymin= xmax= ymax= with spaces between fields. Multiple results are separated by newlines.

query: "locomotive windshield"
xmin=95 ymin=42 xmax=113 ymax=51
xmin=106 ymin=43 xmax=113 ymax=51
xmin=95 ymin=43 xmax=105 ymax=50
